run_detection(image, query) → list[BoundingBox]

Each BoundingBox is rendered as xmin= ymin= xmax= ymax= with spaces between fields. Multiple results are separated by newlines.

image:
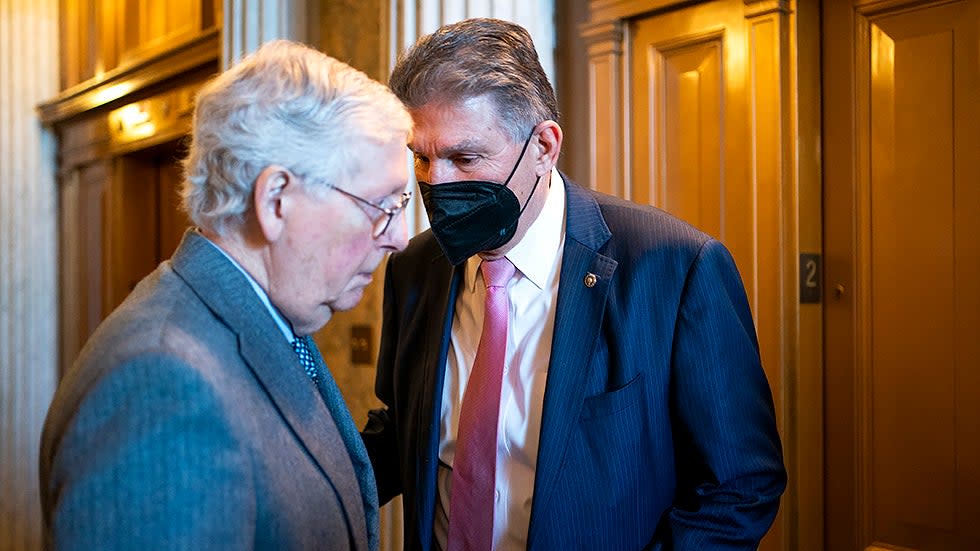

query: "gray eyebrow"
xmin=409 ymin=138 xmax=487 ymax=158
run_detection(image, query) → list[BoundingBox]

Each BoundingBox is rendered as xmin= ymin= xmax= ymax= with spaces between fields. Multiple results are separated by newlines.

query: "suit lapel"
xmin=528 ymin=182 xmax=617 ymax=547
xmin=415 ymin=256 xmax=463 ymax=550
xmin=171 ymin=230 xmax=368 ymax=551
xmin=308 ymin=337 xmax=376 ymax=551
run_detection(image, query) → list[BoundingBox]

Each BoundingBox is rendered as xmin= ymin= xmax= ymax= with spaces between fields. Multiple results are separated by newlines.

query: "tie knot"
xmin=481 ymin=257 xmax=515 ymax=289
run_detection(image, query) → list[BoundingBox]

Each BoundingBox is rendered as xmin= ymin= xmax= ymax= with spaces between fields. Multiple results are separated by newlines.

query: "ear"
xmin=253 ymin=165 xmax=294 ymax=243
xmin=532 ymin=120 xmax=563 ymax=177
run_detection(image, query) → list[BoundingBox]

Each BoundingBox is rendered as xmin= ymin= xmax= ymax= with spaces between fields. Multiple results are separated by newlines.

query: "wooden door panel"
xmin=119 ymin=0 xmax=203 ymax=66
xmin=632 ymin=31 xmax=724 ymax=239
xmin=630 ymin=5 xmax=742 ymax=254
xmin=868 ymin=4 xmax=980 ymax=548
xmin=104 ymin=145 xmax=191 ymax=315
xmin=824 ymin=1 xmax=980 ymax=549
xmin=59 ymin=163 xmax=110 ymax=374
xmin=871 ymin=11 xmax=956 ymax=547
xmin=158 ymin=155 xmax=191 ymax=260
xmin=105 ymin=156 xmax=159 ymax=314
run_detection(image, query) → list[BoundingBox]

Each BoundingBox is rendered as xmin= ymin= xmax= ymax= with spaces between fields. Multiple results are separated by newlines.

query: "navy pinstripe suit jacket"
xmin=365 ymin=176 xmax=786 ymax=550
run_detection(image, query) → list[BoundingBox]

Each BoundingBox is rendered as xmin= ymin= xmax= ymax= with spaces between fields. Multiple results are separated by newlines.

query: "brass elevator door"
xmin=823 ymin=1 xmax=980 ymax=550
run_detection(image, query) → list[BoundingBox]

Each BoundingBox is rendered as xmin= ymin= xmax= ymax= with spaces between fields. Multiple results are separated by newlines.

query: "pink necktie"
xmin=448 ymin=257 xmax=515 ymax=551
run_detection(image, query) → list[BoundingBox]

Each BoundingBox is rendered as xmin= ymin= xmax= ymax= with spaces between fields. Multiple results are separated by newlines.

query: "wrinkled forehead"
xmin=407 ymin=96 xmax=514 ymax=153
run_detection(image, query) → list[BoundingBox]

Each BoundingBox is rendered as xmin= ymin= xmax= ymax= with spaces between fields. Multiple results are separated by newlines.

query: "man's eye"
xmin=455 ymin=156 xmax=478 ymax=166
xmin=413 ymin=153 xmax=429 ymax=165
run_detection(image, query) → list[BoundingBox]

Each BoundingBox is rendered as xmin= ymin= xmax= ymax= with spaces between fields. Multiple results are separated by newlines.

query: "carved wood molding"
xmin=854 ymin=0 xmax=955 ymax=15
xmin=589 ymin=0 xmax=686 ymax=23
xmin=744 ymin=0 xmax=791 ymax=18
xmin=580 ymin=20 xmax=624 ymax=57
xmin=37 ymin=28 xmax=220 ymax=126
xmin=105 ymin=79 xmax=203 ymax=157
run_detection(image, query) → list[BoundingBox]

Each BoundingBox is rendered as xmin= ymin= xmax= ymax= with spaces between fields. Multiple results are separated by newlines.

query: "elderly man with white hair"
xmin=40 ymin=39 xmax=412 ymax=551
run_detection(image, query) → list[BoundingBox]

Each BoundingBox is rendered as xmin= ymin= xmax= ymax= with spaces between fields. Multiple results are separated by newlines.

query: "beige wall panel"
xmin=318 ymin=0 xmax=385 ymax=80
xmin=0 ymin=1 xmax=59 ymax=546
xmin=555 ymin=1 xmax=592 ymax=185
xmin=311 ymin=0 xmax=389 ymax=430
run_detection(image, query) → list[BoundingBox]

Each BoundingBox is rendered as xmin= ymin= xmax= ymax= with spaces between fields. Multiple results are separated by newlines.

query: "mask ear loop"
xmin=518 ymin=176 xmax=542 ymax=216
xmin=503 ymin=126 xmax=542 ymax=216
xmin=502 ymin=129 xmax=536 ymax=187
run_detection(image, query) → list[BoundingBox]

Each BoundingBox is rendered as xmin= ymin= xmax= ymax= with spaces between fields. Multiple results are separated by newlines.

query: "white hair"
xmin=181 ymin=39 xmax=412 ymax=235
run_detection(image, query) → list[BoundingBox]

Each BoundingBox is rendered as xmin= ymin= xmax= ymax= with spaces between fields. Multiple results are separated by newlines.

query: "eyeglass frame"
xmin=322 ymin=183 xmax=413 ymax=238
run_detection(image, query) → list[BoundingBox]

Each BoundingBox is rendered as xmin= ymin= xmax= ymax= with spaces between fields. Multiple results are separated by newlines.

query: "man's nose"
xmin=380 ymin=209 xmax=410 ymax=252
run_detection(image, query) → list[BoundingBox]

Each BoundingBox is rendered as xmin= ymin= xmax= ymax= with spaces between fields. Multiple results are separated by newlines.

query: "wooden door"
xmin=625 ymin=2 xmax=805 ymax=549
xmin=157 ymin=151 xmax=191 ymax=259
xmin=59 ymin=144 xmax=190 ymax=372
xmin=823 ymin=1 xmax=980 ymax=549
xmin=60 ymin=161 xmax=110 ymax=374
xmin=630 ymin=1 xmax=748 ymax=259
xmin=104 ymin=143 xmax=191 ymax=314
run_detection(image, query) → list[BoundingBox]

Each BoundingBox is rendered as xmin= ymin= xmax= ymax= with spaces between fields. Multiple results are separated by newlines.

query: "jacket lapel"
xmin=416 ymin=254 xmax=463 ymax=551
xmin=308 ymin=337 xmax=375 ymax=551
xmin=527 ymin=182 xmax=617 ymax=547
xmin=171 ymin=230 xmax=368 ymax=551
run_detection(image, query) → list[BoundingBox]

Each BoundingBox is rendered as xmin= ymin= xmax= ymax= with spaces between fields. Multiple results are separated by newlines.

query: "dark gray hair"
xmin=389 ymin=18 xmax=558 ymax=143
xmin=182 ymin=39 xmax=412 ymax=235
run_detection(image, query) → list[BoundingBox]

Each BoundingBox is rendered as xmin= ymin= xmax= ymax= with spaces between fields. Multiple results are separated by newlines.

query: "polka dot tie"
xmin=292 ymin=335 xmax=319 ymax=384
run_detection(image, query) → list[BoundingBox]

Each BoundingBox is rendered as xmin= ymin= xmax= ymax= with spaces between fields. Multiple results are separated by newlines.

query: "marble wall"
xmin=0 ymin=1 xmax=59 ymax=550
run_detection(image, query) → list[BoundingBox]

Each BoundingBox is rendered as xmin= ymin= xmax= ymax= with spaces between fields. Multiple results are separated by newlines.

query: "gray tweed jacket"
xmin=40 ymin=230 xmax=373 ymax=550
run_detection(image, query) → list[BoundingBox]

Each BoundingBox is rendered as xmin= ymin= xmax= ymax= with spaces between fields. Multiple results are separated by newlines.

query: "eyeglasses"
xmin=325 ymin=184 xmax=413 ymax=238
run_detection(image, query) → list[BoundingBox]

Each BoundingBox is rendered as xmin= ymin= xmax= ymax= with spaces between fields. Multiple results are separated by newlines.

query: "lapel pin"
xmin=584 ymin=272 xmax=598 ymax=288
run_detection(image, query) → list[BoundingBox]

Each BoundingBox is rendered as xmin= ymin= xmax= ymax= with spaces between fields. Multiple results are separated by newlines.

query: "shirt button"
xmin=494 ymin=490 xmax=501 ymax=502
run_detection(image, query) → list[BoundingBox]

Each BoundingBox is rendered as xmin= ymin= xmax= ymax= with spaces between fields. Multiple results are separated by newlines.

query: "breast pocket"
xmin=580 ymin=372 xmax=645 ymax=420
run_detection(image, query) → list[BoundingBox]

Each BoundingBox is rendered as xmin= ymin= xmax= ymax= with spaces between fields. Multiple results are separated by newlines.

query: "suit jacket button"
xmin=584 ymin=272 xmax=597 ymax=288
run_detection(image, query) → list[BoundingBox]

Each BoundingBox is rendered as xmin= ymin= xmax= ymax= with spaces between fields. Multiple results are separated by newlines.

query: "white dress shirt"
xmin=434 ymin=168 xmax=566 ymax=551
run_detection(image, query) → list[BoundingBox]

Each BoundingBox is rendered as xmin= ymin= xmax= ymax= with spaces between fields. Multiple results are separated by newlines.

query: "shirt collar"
xmin=198 ymin=231 xmax=296 ymax=342
xmin=466 ymin=167 xmax=566 ymax=292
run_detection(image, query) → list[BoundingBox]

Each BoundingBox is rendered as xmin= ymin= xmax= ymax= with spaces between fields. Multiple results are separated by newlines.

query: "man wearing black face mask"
xmin=362 ymin=18 xmax=786 ymax=551
xmin=415 ymin=128 xmax=540 ymax=266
